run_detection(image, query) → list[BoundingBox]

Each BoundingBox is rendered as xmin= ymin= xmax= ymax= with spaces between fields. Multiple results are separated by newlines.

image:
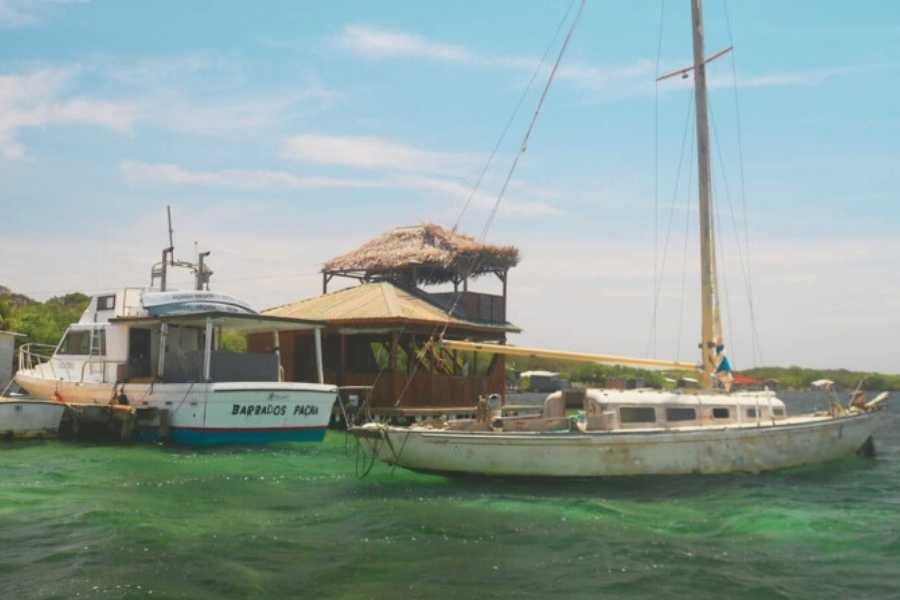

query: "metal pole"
xmin=691 ymin=0 xmax=718 ymax=387
xmin=314 ymin=328 xmax=325 ymax=384
xmin=157 ymin=323 xmax=168 ymax=379
xmin=203 ymin=318 xmax=213 ymax=381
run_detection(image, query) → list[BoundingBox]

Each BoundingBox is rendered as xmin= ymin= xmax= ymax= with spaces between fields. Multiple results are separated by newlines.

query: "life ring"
xmin=51 ymin=391 xmax=65 ymax=404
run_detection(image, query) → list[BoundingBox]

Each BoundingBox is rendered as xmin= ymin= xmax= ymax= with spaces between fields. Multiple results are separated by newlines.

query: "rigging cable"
xmin=648 ymin=88 xmax=695 ymax=361
xmin=723 ymin=0 xmax=763 ymax=365
xmin=392 ymin=0 xmax=588 ymax=407
xmin=649 ymin=0 xmax=667 ymax=357
xmin=451 ymin=0 xmax=578 ymax=233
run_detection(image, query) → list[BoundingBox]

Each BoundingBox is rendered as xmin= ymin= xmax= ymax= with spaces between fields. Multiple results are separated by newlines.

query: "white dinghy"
xmin=0 ymin=397 xmax=66 ymax=440
xmin=351 ymin=0 xmax=891 ymax=477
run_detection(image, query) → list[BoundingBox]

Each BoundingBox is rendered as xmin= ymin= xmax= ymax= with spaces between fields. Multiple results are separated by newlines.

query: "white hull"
xmin=15 ymin=372 xmax=337 ymax=445
xmin=355 ymin=413 xmax=882 ymax=477
xmin=0 ymin=398 xmax=66 ymax=439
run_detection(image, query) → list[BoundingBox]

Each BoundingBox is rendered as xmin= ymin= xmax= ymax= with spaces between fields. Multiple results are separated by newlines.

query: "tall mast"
xmin=690 ymin=0 xmax=721 ymax=387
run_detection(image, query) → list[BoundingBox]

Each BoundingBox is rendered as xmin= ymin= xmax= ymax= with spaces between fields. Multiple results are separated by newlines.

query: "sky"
xmin=1 ymin=0 xmax=898 ymax=373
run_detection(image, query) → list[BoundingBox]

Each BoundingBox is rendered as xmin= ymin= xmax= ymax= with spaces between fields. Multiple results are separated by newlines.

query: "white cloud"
xmin=280 ymin=134 xmax=477 ymax=174
xmin=119 ymin=160 xmax=562 ymax=218
xmin=120 ymin=160 xmax=380 ymax=191
xmin=335 ymin=24 xmax=881 ymax=96
xmin=0 ymin=0 xmax=86 ymax=28
xmin=0 ymin=66 xmax=138 ymax=158
xmin=336 ymin=24 xmax=474 ymax=63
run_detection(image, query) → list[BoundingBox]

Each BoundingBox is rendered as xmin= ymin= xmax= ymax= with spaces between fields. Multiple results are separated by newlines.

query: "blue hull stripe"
xmin=136 ymin=427 xmax=326 ymax=446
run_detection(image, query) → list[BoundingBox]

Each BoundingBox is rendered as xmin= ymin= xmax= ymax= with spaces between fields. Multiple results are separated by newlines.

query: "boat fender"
xmin=51 ymin=391 xmax=64 ymax=403
xmin=116 ymin=392 xmax=130 ymax=406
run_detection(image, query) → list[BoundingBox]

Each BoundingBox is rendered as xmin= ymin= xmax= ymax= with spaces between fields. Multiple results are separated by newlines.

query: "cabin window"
xmin=97 ymin=295 xmax=116 ymax=310
xmin=746 ymin=408 xmax=757 ymax=418
xmin=666 ymin=407 xmax=696 ymax=422
xmin=772 ymin=408 xmax=785 ymax=417
xmin=59 ymin=330 xmax=90 ymax=355
xmin=57 ymin=328 xmax=106 ymax=356
xmin=712 ymin=407 xmax=731 ymax=419
xmin=619 ymin=407 xmax=657 ymax=424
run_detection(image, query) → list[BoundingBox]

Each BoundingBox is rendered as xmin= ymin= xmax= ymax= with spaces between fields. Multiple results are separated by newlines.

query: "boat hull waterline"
xmin=15 ymin=373 xmax=336 ymax=446
xmin=0 ymin=398 xmax=66 ymax=440
xmin=353 ymin=413 xmax=881 ymax=477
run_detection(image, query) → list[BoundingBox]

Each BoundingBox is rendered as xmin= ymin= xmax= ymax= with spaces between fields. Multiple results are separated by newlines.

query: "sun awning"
xmin=109 ymin=311 xmax=325 ymax=334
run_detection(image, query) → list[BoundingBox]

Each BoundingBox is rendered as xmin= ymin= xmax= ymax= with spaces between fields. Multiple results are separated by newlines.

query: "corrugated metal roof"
xmin=262 ymin=282 xmax=520 ymax=333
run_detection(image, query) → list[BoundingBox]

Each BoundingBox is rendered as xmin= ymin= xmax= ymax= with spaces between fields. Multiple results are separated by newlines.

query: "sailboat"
xmin=349 ymin=0 xmax=890 ymax=476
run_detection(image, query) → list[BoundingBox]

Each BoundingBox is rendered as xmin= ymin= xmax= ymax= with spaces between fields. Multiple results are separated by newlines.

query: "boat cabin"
xmin=547 ymin=388 xmax=788 ymax=432
xmin=22 ymin=288 xmax=327 ymax=389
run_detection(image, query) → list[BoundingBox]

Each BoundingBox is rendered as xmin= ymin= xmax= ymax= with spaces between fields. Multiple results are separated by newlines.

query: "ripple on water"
xmin=1 ymin=404 xmax=898 ymax=600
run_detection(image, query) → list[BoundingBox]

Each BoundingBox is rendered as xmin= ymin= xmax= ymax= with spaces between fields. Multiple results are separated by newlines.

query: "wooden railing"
xmin=332 ymin=371 xmax=505 ymax=409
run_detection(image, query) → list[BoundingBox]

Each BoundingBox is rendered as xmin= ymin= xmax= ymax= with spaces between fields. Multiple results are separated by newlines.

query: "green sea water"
xmin=2 ymin=395 xmax=899 ymax=600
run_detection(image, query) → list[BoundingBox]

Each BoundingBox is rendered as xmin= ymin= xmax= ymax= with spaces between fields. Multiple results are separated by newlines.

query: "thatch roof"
xmin=323 ymin=224 xmax=519 ymax=285
xmin=263 ymin=282 xmax=520 ymax=334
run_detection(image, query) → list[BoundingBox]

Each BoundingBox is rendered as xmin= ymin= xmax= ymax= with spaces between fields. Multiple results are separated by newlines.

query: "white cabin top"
xmin=77 ymin=288 xmax=256 ymax=325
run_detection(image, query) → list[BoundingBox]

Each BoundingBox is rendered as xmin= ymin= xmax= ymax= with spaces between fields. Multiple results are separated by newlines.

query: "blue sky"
xmin=2 ymin=0 xmax=898 ymax=372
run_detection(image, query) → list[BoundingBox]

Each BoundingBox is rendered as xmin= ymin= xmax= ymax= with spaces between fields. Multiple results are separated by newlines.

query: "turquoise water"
xmin=2 ymin=396 xmax=899 ymax=599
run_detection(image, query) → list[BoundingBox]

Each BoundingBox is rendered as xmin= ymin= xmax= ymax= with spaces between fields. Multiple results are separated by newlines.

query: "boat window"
xmin=712 ymin=407 xmax=731 ymax=419
xmin=619 ymin=407 xmax=657 ymax=424
xmin=746 ymin=408 xmax=757 ymax=418
xmin=666 ymin=407 xmax=696 ymax=422
xmin=97 ymin=295 xmax=116 ymax=310
xmin=57 ymin=328 xmax=106 ymax=355
xmin=772 ymin=408 xmax=785 ymax=417
xmin=58 ymin=330 xmax=90 ymax=355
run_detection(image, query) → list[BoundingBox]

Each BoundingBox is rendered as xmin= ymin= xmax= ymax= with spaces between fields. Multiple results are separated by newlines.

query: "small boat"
xmin=0 ymin=396 xmax=66 ymax=440
xmin=14 ymin=214 xmax=338 ymax=446
xmin=350 ymin=0 xmax=891 ymax=477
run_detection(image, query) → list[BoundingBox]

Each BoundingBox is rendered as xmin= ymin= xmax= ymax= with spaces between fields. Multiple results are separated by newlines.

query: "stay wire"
xmin=452 ymin=0 xmax=577 ymax=233
xmin=650 ymin=0 xmax=666 ymax=357
xmin=722 ymin=0 xmax=762 ymax=365
xmin=648 ymin=88 xmax=695 ymax=359
xmin=393 ymin=0 xmax=587 ymax=407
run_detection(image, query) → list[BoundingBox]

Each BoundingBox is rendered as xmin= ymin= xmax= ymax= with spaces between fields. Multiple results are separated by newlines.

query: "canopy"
xmin=110 ymin=311 xmax=325 ymax=334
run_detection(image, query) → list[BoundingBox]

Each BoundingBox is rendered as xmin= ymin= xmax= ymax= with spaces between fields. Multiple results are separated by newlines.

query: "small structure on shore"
xmin=0 ymin=330 xmax=24 ymax=391
xmin=250 ymin=224 xmax=521 ymax=418
xmin=519 ymin=370 xmax=570 ymax=393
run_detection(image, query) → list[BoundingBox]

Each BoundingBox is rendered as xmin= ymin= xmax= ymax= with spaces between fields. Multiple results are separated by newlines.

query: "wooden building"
xmin=248 ymin=224 xmax=520 ymax=416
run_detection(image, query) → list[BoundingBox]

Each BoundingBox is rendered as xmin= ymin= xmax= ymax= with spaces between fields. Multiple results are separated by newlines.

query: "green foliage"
xmin=1 ymin=291 xmax=90 ymax=346
xmin=508 ymin=356 xmax=666 ymax=389
xmin=220 ymin=330 xmax=248 ymax=353
xmin=743 ymin=366 xmax=900 ymax=391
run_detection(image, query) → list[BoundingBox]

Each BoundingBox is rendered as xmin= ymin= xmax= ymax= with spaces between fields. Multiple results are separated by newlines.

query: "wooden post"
xmin=273 ymin=330 xmax=282 ymax=382
xmin=314 ymin=327 xmax=325 ymax=384
xmin=390 ymin=332 xmax=399 ymax=372
xmin=203 ymin=317 xmax=213 ymax=381
xmin=337 ymin=332 xmax=346 ymax=386
xmin=500 ymin=269 xmax=508 ymax=323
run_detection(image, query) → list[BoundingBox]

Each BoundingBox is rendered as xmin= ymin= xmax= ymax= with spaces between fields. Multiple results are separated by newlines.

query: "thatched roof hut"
xmin=323 ymin=224 xmax=519 ymax=287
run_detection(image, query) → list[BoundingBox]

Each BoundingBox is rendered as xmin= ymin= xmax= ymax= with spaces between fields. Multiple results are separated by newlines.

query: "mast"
xmin=690 ymin=0 xmax=721 ymax=387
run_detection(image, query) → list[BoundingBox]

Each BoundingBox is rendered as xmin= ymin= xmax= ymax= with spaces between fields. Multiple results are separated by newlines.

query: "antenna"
xmin=166 ymin=205 xmax=175 ymax=265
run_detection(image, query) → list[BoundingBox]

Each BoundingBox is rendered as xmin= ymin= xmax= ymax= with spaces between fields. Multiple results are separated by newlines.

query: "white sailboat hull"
xmin=0 ymin=398 xmax=66 ymax=439
xmin=355 ymin=413 xmax=882 ymax=477
xmin=14 ymin=372 xmax=337 ymax=446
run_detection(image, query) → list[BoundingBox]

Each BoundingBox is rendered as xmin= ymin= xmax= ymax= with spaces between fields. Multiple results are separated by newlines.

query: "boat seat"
xmin=543 ymin=394 xmax=566 ymax=418
xmin=584 ymin=396 xmax=616 ymax=431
